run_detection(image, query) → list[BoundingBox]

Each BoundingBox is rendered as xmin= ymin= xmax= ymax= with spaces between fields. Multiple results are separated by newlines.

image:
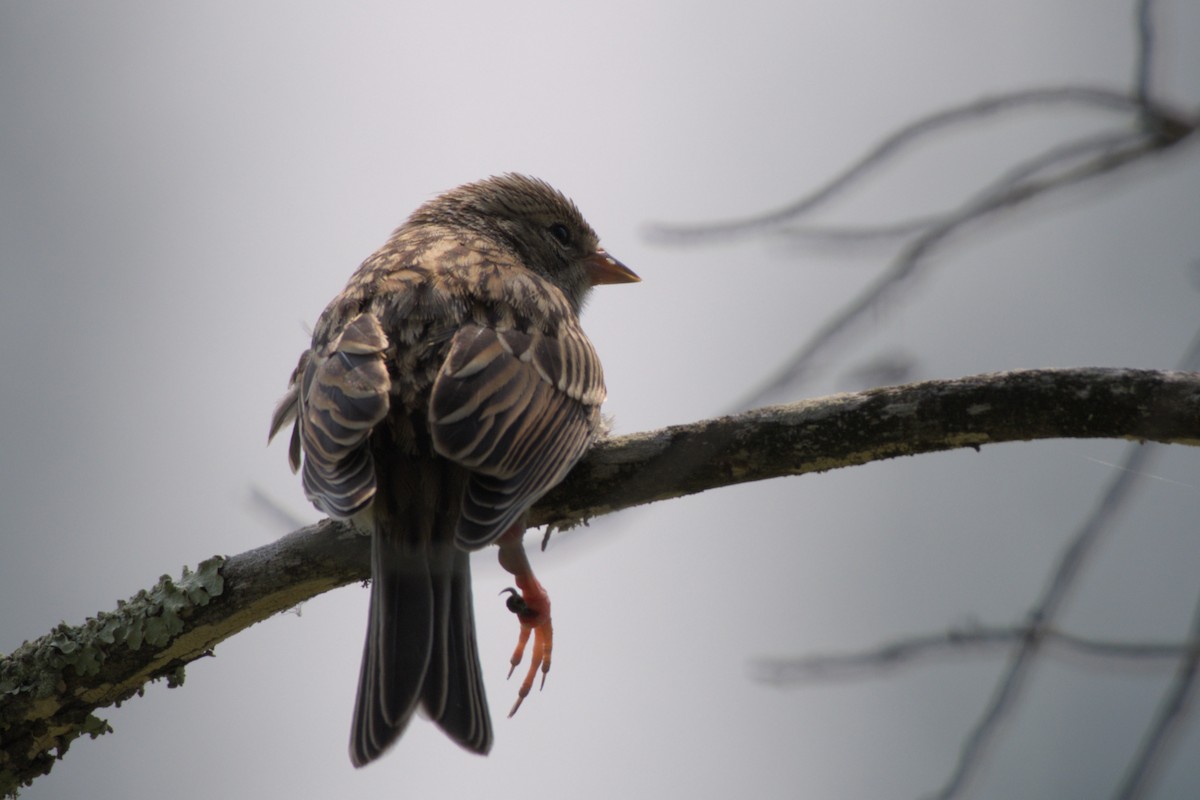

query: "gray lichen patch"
xmin=0 ymin=556 xmax=225 ymax=795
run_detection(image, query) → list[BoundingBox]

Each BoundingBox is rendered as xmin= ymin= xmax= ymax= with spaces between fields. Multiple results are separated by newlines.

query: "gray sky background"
xmin=2 ymin=2 xmax=1199 ymax=798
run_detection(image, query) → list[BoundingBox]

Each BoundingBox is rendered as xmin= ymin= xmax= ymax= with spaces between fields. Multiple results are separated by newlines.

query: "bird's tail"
xmin=350 ymin=464 xmax=493 ymax=766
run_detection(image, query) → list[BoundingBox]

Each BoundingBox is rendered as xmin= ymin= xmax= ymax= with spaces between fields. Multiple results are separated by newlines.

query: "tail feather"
xmin=423 ymin=548 xmax=492 ymax=752
xmin=350 ymin=526 xmax=493 ymax=767
xmin=350 ymin=530 xmax=434 ymax=766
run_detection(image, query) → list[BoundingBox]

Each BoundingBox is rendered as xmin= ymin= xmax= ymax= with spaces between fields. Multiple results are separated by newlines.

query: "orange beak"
xmin=585 ymin=248 xmax=641 ymax=286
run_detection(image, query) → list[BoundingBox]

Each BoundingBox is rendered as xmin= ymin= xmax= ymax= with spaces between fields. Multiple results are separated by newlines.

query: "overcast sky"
xmin=3 ymin=2 xmax=1199 ymax=798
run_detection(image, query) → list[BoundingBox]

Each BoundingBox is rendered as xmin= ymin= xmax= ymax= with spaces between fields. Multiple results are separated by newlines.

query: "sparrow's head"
xmin=413 ymin=174 xmax=639 ymax=310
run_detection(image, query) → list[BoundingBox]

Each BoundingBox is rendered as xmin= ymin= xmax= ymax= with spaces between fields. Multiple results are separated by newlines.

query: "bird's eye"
xmin=548 ymin=223 xmax=572 ymax=247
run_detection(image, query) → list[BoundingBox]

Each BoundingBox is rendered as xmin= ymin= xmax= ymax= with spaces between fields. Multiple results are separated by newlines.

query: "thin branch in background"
xmin=924 ymin=322 xmax=1200 ymax=800
xmin=923 ymin=443 xmax=1161 ymax=800
xmin=730 ymin=128 xmax=1161 ymax=409
xmin=838 ymin=351 xmax=918 ymax=391
xmin=648 ymin=3 xmax=1197 ymax=412
xmin=1109 ymin=320 xmax=1200 ymax=799
xmin=752 ymin=624 xmax=1194 ymax=685
xmin=643 ymin=2 xmax=1200 ymax=796
xmin=1178 ymin=320 xmax=1200 ymax=374
xmin=980 ymin=127 xmax=1146 ymax=191
xmin=645 ymin=86 xmax=1144 ymax=245
xmin=739 ymin=115 xmax=1190 ymax=408
xmin=769 ymin=120 xmax=1147 ymax=249
xmin=1114 ymin=589 xmax=1200 ymax=799
xmin=247 ymin=486 xmax=310 ymax=532
xmin=772 ymin=216 xmax=944 ymax=249
xmin=1133 ymin=0 xmax=1155 ymax=107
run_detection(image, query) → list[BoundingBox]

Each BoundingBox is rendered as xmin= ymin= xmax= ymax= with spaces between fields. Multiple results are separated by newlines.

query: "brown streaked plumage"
xmin=269 ymin=174 xmax=639 ymax=766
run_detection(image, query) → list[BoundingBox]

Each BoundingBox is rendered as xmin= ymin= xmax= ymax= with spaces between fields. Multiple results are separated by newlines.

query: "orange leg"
xmin=497 ymin=523 xmax=553 ymax=717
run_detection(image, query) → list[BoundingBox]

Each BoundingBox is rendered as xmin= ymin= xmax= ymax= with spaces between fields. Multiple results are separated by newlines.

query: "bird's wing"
xmin=267 ymin=358 xmax=304 ymax=471
xmin=429 ymin=322 xmax=604 ymax=548
xmin=291 ymin=312 xmax=392 ymax=518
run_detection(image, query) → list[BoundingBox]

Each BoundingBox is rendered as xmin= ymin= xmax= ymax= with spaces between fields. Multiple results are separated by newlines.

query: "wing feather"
xmin=429 ymin=322 xmax=604 ymax=549
xmin=294 ymin=313 xmax=391 ymax=519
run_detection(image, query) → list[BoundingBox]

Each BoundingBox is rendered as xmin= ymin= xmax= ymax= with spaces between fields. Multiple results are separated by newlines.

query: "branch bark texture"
xmin=2 ymin=367 xmax=1198 ymax=793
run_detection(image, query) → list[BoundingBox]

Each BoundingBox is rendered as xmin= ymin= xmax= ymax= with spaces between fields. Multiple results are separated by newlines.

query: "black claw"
xmin=500 ymin=587 xmax=529 ymax=615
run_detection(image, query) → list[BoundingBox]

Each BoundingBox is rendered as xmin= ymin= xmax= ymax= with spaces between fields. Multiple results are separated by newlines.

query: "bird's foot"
xmin=499 ymin=579 xmax=552 ymax=716
xmin=497 ymin=525 xmax=553 ymax=717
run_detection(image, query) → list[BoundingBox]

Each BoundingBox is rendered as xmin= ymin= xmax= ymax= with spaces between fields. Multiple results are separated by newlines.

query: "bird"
xmin=268 ymin=174 xmax=639 ymax=766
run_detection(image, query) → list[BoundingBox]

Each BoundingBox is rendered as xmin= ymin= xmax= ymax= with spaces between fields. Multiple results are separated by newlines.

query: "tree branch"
xmin=751 ymin=623 xmax=1197 ymax=684
xmin=3 ymin=366 xmax=1199 ymax=793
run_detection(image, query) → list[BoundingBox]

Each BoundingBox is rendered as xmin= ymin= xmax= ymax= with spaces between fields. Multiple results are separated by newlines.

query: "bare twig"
xmin=731 ymin=128 xmax=1175 ymax=409
xmin=773 ymin=216 xmax=944 ymax=248
xmin=1109 ymin=327 xmax=1200 ymax=799
xmin=640 ymin=6 xmax=1200 ymax=797
xmin=1114 ymin=590 xmax=1200 ymax=799
xmin=926 ymin=444 xmax=1162 ymax=800
xmin=646 ymin=86 xmax=1146 ymax=245
xmin=922 ymin=328 xmax=1200 ymax=800
xmin=247 ymin=485 xmax=310 ymax=532
xmin=753 ymin=624 xmax=1196 ymax=685
xmin=649 ymin=0 xmax=1195 ymax=415
xmin=1133 ymin=0 xmax=1155 ymax=107
xmin=770 ymin=126 xmax=1142 ymax=249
